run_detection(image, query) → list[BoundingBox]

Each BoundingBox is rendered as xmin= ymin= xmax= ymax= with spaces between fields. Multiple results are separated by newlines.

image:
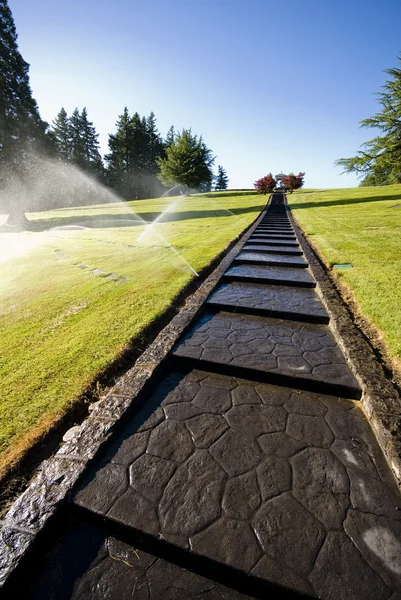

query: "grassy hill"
xmin=289 ymin=184 xmax=401 ymax=371
xmin=0 ymin=191 xmax=264 ymax=476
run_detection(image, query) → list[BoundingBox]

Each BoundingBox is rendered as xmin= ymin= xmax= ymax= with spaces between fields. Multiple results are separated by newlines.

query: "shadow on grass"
xmin=288 ymin=192 xmax=401 ymax=211
xmin=2 ymin=204 xmax=266 ymax=232
xmin=202 ymin=190 xmax=257 ymax=198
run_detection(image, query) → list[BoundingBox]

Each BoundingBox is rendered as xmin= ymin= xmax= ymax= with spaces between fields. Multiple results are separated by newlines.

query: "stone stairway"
xmin=20 ymin=193 xmax=401 ymax=599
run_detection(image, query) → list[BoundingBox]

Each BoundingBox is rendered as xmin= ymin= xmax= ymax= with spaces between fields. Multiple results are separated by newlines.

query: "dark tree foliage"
xmin=50 ymin=108 xmax=70 ymax=161
xmin=254 ymin=174 xmax=276 ymax=195
xmin=49 ymin=106 xmax=104 ymax=183
xmin=215 ymin=165 xmax=229 ymax=191
xmin=165 ymin=125 xmax=176 ymax=148
xmin=336 ymin=54 xmax=401 ymax=186
xmin=158 ymin=129 xmax=215 ymax=194
xmin=69 ymin=108 xmax=103 ymax=177
xmin=281 ymin=172 xmax=305 ymax=193
xmin=0 ymin=0 xmax=49 ymax=224
xmin=0 ymin=0 xmax=47 ymax=162
xmin=105 ymin=108 xmax=165 ymax=199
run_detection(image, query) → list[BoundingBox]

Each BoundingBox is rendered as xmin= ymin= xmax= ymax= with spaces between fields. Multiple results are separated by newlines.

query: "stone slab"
xmin=260 ymin=218 xmax=290 ymax=221
xmin=173 ymin=312 xmax=361 ymax=398
xmin=256 ymin=228 xmax=294 ymax=232
xmin=257 ymin=222 xmax=292 ymax=225
xmin=235 ymin=251 xmax=308 ymax=268
xmin=258 ymin=223 xmax=292 ymax=227
xmin=242 ymin=244 xmax=303 ymax=255
xmin=21 ymin=520 xmax=255 ymax=600
xmin=207 ymin=282 xmax=329 ymax=322
xmin=224 ymin=264 xmax=316 ymax=287
xmin=247 ymin=238 xmax=299 ymax=246
xmin=252 ymin=232 xmax=297 ymax=238
xmin=74 ymin=370 xmax=400 ymax=598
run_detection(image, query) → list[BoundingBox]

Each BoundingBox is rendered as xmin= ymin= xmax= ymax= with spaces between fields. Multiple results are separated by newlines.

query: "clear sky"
xmin=9 ymin=0 xmax=401 ymax=189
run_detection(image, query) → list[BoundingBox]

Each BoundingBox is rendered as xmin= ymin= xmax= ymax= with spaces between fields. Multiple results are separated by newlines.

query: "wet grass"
xmin=0 ymin=191 xmax=264 ymax=475
xmin=288 ymin=184 xmax=401 ymax=365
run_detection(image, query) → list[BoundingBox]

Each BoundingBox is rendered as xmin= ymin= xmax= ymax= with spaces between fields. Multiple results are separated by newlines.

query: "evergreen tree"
xmin=69 ymin=108 xmax=86 ymax=169
xmin=336 ymin=54 xmax=401 ymax=185
xmin=145 ymin=112 xmax=164 ymax=172
xmin=80 ymin=107 xmax=103 ymax=177
xmin=105 ymin=107 xmax=132 ymax=197
xmin=0 ymin=0 xmax=47 ymax=165
xmin=0 ymin=0 xmax=49 ymax=225
xmin=215 ymin=165 xmax=229 ymax=191
xmin=158 ymin=129 xmax=215 ymax=194
xmin=65 ymin=107 xmax=103 ymax=177
xmin=48 ymin=107 xmax=104 ymax=205
xmin=142 ymin=111 xmax=165 ymax=197
xmin=105 ymin=108 xmax=164 ymax=199
xmin=130 ymin=111 xmax=149 ymax=197
xmin=165 ymin=125 xmax=176 ymax=147
xmin=50 ymin=107 xmax=70 ymax=161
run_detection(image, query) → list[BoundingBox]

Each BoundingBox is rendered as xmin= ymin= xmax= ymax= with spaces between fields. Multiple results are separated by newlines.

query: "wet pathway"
xmin=24 ymin=194 xmax=401 ymax=599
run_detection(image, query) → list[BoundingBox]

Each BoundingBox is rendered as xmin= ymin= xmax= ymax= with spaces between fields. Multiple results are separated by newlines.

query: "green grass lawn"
xmin=0 ymin=191 xmax=264 ymax=474
xmin=288 ymin=184 xmax=401 ymax=367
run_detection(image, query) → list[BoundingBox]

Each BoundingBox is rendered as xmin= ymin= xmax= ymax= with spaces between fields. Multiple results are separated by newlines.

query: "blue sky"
xmin=10 ymin=0 xmax=401 ymax=189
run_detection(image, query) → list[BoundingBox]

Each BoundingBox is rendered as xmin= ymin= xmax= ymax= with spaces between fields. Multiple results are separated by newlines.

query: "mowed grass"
xmin=0 ymin=191 xmax=264 ymax=474
xmin=288 ymin=185 xmax=401 ymax=365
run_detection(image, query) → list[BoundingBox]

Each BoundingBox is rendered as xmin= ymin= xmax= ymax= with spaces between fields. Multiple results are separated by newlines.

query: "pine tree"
xmin=80 ymin=107 xmax=103 ymax=177
xmin=0 ymin=0 xmax=46 ymax=162
xmin=0 ymin=0 xmax=48 ymax=224
xmin=50 ymin=107 xmax=70 ymax=161
xmin=158 ymin=129 xmax=215 ymax=194
xmin=142 ymin=112 xmax=165 ymax=197
xmin=145 ymin=112 xmax=164 ymax=172
xmin=215 ymin=165 xmax=229 ymax=191
xmin=336 ymin=54 xmax=401 ymax=185
xmin=68 ymin=108 xmax=86 ymax=169
xmin=165 ymin=125 xmax=176 ymax=148
xmin=64 ymin=107 xmax=103 ymax=177
xmin=105 ymin=107 xmax=132 ymax=197
xmin=105 ymin=108 xmax=165 ymax=199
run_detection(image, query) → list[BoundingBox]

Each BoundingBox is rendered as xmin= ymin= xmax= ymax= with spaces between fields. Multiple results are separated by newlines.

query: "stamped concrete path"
xmin=24 ymin=194 xmax=401 ymax=599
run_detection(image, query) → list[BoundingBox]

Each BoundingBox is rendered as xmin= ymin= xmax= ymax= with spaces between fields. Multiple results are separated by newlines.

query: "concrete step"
xmin=172 ymin=311 xmax=361 ymax=399
xmin=207 ymin=281 xmax=329 ymax=323
xmin=242 ymin=244 xmax=303 ymax=255
xmin=257 ymin=226 xmax=293 ymax=231
xmin=235 ymin=251 xmax=308 ymax=268
xmin=247 ymin=238 xmax=299 ymax=246
xmin=255 ymin=230 xmax=295 ymax=235
xmin=224 ymin=264 xmax=316 ymax=288
xmin=250 ymin=234 xmax=298 ymax=241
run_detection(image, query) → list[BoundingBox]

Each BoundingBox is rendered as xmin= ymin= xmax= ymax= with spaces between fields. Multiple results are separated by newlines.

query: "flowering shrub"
xmin=254 ymin=173 xmax=276 ymax=194
xmin=281 ymin=172 xmax=305 ymax=193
